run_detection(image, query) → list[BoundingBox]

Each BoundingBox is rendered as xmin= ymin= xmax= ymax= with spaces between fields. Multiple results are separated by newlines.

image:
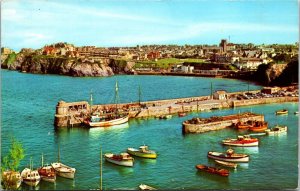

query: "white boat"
xmin=214 ymin=160 xmax=237 ymax=169
xmin=139 ymin=184 xmax=157 ymax=190
xmin=207 ymin=149 xmax=249 ymax=163
xmin=265 ymin=125 xmax=287 ymax=135
xmin=21 ymin=168 xmax=41 ymax=187
xmin=104 ymin=153 xmax=134 ymax=167
xmin=85 ymin=81 xmax=129 ymax=127
xmin=51 ymin=162 xmax=76 ymax=179
xmin=2 ymin=170 xmax=22 ymax=189
xmin=86 ymin=115 xmax=129 ymax=127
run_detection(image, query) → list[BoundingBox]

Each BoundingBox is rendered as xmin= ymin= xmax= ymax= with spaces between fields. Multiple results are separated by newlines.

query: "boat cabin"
xmin=139 ymin=146 xmax=149 ymax=152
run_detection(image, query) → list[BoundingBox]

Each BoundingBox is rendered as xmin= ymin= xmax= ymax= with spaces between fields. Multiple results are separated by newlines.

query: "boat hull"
xmin=214 ymin=160 xmax=237 ymax=169
xmin=127 ymin=149 xmax=157 ymax=159
xmin=104 ymin=156 xmax=133 ymax=167
xmin=265 ymin=126 xmax=287 ymax=135
xmin=222 ymin=141 xmax=258 ymax=147
xmin=21 ymin=168 xmax=41 ymax=187
xmin=207 ymin=152 xmax=249 ymax=162
xmin=51 ymin=163 xmax=76 ymax=179
xmin=87 ymin=116 xmax=129 ymax=127
xmin=195 ymin=165 xmax=229 ymax=177
xmin=2 ymin=171 xmax=22 ymax=189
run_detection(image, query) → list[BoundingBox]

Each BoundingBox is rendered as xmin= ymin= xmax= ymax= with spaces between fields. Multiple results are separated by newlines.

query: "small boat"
xmin=265 ymin=125 xmax=287 ymax=135
xmin=1 ymin=170 xmax=22 ymax=189
xmin=51 ymin=144 xmax=76 ymax=179
xmin=38 ymin=154 xmax=56 ymax=183
xmin=139 ymin=184 xmax=157 ymax=190
xmin=178 ymin=112 xmax=187 ymax=117
xmin=294 ymin=111 xmax=298 ymax=115
xmin=159 ymin=115 xmax=172 ymax=119
xmin=104 ymin=153 xmax=134 ymax=167
xmin=214 ymin=160 xmax=237 ymax=169
xmin=207 ymin=149 xmax=249 ymax=163
xmin=195 ymin=164 xmax=229 ymax=177
xmin=235 ymin=121 xmax=253 ymax=129
xmin=249 ymin=121 xmax=268 ymax=132
xmin=222 ymin=135 xmax=259 ymax=147
xmin=276 ymin=109 xmax=288 ymax=115
xmin=127 ymin=145 xmax=157 ymax=159
xmin=21 ymin=168 xmax=41 ymax=187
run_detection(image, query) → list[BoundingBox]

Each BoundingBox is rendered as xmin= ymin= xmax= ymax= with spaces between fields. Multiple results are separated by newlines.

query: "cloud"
xmin=2 ymin=8 xmax=23 ymax=21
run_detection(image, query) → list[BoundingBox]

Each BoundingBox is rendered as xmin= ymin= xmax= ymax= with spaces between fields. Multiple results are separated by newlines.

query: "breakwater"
xmin=182 ymin=112 xmax=263 ymax=134
xmin=54 ymin=88 xmax=298 ymax=127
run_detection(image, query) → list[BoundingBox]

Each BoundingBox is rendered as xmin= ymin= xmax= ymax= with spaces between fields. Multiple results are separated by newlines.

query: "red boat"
xmin=38 ymin=165 xmax=56 ymax=183
xmin=249 ymin=121 xmax=268 ymax=132
xmin=222 ymin=135 xmax=259 ymax=147
xmin=195 ymin=164 xmax=229 ymax=177
xmin=178 ymin=112 xmax=187 ymax=117
xmin=235 ymin=121 xmax=253 ymax=129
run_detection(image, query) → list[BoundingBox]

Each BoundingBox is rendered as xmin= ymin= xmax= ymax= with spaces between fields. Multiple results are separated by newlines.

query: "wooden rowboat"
xmin=214 ymin=160 xmax=237 ymax=169
xmin=195 ymin=164 xmax=229 ymax=177
xmin=207 ymin=149 xmax=249 ymax=163
xmin=139 ymin=184 xmax=157 ymax=190
xmin=104 ymin=153 xmax=134 ymax=167
xmin=276 ymin=109 xmax=288 ymax=115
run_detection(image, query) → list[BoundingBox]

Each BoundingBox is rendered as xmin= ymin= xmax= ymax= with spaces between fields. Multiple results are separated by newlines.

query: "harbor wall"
xmin=182 ymin=114 xmax=264 ymax=134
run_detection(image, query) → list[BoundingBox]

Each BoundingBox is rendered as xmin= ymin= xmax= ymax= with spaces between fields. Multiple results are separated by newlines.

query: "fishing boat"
xmin=276 ymin=109 xmax=288 ymax=115
xmin=51 ymin=145 xmax=76 ymax=179
xmin=249 ymin=121 xmax=268 ymax=132
xmin=84 ymin=81 xmax=129 ymax=127
xmin=38 ymin=154 xmax=56 ymax=183
xmin=195 ymin=164 xmax=229 ymax=177
xmin=222 ymin=135 xmax=259 ymax=147
xmin=127 ymin=145 xmax=157 ymax=159
xmin=139 ymin=184 xmax=157 ymax=190
xmin=265 ymin=125 xmax=287 ymax=135
xmin=214 ymin=160 xmax=237 ymax=169
xmin=21 ymin=168 xmax=41 ymax=187
xmin=178 ymin=112 xmax=187 ymax=117
xmin=207 ymin=149 xmax=249 ymax=162
xmin=104 ymin=153 xmax=134 ymax=167
xmin=1 ymin=170 xmax=22 ymax=189
xmin=235 ymin=120 xmax=253 ymax=129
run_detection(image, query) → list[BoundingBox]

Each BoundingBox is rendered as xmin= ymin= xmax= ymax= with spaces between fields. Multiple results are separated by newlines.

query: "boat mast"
xmin=138 ymin=85 xmax=142 ymax=105
xmin=57 ymin=144 xmax=60 ymax=163
xmin=100 ymin=146 xmax=103 ymax=191
xmin=41 ymin=153 xmax=44 ymax=167
xmin=90 ymin=89 xmax=93 ymax=114
xmin=114 ymin=81 xmax=120 ymax=116
xmin=210 ymin=82 xmax=213 ymax=100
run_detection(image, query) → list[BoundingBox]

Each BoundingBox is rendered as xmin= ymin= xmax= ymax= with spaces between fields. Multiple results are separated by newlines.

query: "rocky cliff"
xmin=2 ymin=53 xmax=134 ymax=77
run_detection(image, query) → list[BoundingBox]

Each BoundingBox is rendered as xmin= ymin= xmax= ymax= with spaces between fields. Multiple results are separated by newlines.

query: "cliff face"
xmin=1 ymin=53 xmax=134 ymax=77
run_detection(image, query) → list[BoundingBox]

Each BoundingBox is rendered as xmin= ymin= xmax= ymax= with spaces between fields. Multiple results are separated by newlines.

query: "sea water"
xmin=1 ymin=70 xmax=298 ymax=190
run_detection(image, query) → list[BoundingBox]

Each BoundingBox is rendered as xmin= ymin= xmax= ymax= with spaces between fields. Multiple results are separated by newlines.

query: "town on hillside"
xmin=1 ymin=39 xmax=298 ymax=78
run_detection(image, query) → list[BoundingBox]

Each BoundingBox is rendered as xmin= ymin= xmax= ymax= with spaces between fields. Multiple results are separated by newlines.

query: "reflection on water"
xmin=104 ymin=161 xmax=134 ymax=176
xmin=236 ymin=147 xmax=259 ymax=154
xmin=238 ymin=163 xmax=249 ymax=169
xmin=195 ymin=171 xmax=229 ymax=184
xmin=136 ymin=158 xmax=157 ymax=165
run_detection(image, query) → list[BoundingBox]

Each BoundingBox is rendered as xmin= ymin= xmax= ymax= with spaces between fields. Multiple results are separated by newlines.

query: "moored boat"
xmin=222 ymin=135 xmax=258 ymax=147
xmin=235 ymin=121 xmax=253 ymax=129
xmin=214 ymin=160 xmax=237 ymax=169
xmin=265 ymin=125 xmax=287 ymax=135
xmin=294 ymin=111 xmax=298 ymax=115
xmin=276 ymin=109 xmax=288 ymax=115
xmin=139 ymin=184 xmax=157 ymax=190
xmin=195 ymin=164 xmax=229 ymax=177
xmin=104 ymin=153 xmax=134 ymax=167
xmin=51 ymin=162 xmax=76 ymax=179
xmin=249 ymin=121 xmax=268 ymax=132
xmin=21 ymin=168 xmax=41 ymax=187
xmin=159 ymin=115 xmax=172 ymax=119
xmin=38 ymin=154 xmax=56 ymax=183
xmin=1 ymin=170 xmax=22 ymax=189
xmin=85 ymin=115 xmax=129 ymax=127
xmin=127 ymin=145 xmax=157 ymax=159
xmin=178 ymin=112 xmax=187 ymax=117
xmin=207 ymin=149 xmax=249 ymax=162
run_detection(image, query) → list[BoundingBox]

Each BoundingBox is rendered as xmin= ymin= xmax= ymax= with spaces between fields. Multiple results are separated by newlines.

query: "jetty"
xmin=182 ymin=112 xmax=263 ymax=134
xmin=54 ymin=86 xmax=298 ymax=128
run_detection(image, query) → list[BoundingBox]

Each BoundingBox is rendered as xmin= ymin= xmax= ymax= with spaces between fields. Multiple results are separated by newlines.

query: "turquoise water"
xmin=1 ymin=70 xmax=298 ymax=190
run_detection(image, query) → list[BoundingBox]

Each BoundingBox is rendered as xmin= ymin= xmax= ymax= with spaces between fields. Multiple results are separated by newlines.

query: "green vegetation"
xmin=4 ymin=52 xmax=17 ymax=66
xmin=134 ymin=58 xmax=206 ymax=69
xmin=1 ymin=137 xmax=25 ymax=172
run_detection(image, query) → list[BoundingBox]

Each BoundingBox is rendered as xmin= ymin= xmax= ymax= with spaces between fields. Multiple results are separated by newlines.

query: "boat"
xmin=222 ymin=135 xmax=259 ymax=147
xmin=159 ymin=115 xmax=172 ymax=119
xmin=84 ymin=81 xmax=129 ymax=127
xmin=51 ymin=144 xmax=76 ymax=179
xmin=235 ymin=120 xmax=253 ymax=129
xmin=104 ymin=153 xmax=134 ymax=167
xmin=127 ymin=145 xmax=157 ymax=159
xmin=38 ymin=154 xmax=56 ymax=183
xmin=214 ymin=160 xmax=237 ymax=169
xmin=294 ymin=111 xmax=298 ymax=115
xmin=195 ymin=164 xmax=229 ymax=177
xmin=139 ymin=184 xmax=157 ymax=190
xmin=265 ymin=125 xmax=288 ymax=135
xmin=249 ymin=121 xmax=268 ymax=132
xmin=178 ymin=112 xmax=187 ymax=117
xmin=207 ymin=149 xmax=249 ymax=162
xmin=21 ymin=168 xmax=41 ymax=187
xmin=276 ymin=109 xmax=288 ymax=115
xmin=1 ymin=170 xmax=22 ymax=189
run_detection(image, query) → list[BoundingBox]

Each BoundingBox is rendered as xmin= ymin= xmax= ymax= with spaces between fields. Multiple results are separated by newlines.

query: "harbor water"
xmin=1 ymin=70 xmax=298 ymax=190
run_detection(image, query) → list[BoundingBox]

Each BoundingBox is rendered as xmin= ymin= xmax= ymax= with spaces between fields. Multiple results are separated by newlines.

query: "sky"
xmin=1 ymin=0 xmax=299 ymax=51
